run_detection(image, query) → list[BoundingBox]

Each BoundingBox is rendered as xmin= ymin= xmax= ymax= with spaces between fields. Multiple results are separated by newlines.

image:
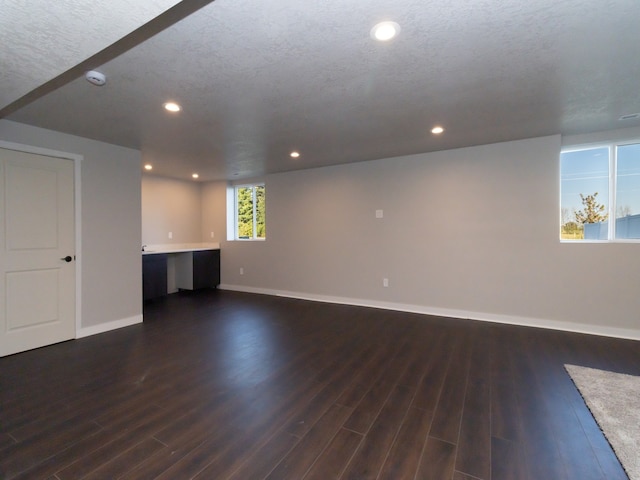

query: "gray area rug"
xmin=565 ymin=364 xmax=640 ymax=480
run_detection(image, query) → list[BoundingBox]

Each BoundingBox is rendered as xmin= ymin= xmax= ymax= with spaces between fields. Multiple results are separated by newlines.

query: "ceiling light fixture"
xmin=371 ymin=21 xmax=400 ymax=41
xmin=431 ymin=126 xmax=445 ymax=134
xmin=163 ymin=102 xmax=181 ymax=113
xmin=290 ymin=151 xmax=300 ymax=158
xmin=192 ymin=173 xmax=199 ymax=179
xmin=144 ymin=164 xmax=153 ymax=171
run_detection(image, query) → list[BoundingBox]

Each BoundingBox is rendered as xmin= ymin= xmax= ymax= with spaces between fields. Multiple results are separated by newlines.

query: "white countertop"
xmin=142 ymin=243 xmax=220 ymax=255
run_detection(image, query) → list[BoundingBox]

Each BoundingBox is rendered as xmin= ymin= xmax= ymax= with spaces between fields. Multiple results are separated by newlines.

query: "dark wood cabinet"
xmin=142 ymin=254 xmax=167 ymax=301
xmin=192 ymin=250 xmax=221 ymax=289
xmin=174 ymin=249 xmax=221 ymax=291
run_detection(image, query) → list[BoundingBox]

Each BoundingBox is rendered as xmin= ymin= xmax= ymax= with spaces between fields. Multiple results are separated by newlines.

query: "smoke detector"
xmin=85 ymin=70 xmax=106 ymax=86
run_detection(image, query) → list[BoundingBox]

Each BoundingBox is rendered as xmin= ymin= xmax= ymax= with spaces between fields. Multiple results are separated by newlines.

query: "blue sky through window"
xmin=560 ymin=147 xmax=609 ymax=218
xmin=616 ymin=143 xmax=640 ymax=218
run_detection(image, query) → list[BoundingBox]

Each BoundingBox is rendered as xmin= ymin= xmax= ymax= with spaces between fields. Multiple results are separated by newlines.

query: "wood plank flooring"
xmin=1 ymin=289 xmax=638 ymax=479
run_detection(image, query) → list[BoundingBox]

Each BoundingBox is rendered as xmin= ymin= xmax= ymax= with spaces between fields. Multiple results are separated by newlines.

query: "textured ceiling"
xmin=4 ymin=0 xmax=640 ymax=181
xmin=0 ymin=0 xmax=183 ymax=110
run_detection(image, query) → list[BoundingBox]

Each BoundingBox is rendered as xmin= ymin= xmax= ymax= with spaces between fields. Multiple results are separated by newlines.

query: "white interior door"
xmin=0 ymin=148 xmax=75 ymax=357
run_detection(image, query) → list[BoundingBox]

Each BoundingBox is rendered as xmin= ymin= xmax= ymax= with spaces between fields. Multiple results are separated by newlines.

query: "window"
xmin=233 ymin=184 xmax=265 ymax=240
xmin=560 ymin=142 xmax=640 ymax=241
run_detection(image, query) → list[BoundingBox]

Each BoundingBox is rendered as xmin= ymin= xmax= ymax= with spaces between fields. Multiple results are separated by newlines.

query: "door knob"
xmin=61 ymin=255 xmax=73 ymax=262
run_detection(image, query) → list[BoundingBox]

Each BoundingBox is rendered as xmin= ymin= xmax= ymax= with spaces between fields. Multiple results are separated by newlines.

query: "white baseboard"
xmin=76 ymin=314 xmax=143 ymax=339
xmin=219 ymin=284 xmax=640 ymax=341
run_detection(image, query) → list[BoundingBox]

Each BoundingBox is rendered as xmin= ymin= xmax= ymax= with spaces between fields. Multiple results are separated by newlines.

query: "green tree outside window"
xmin=236 ymin=184 xmax=265 ymax=240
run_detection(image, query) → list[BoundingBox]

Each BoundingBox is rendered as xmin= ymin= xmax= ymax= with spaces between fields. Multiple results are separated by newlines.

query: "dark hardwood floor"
xmin=1 ymin=290 xmax=638 ymax=479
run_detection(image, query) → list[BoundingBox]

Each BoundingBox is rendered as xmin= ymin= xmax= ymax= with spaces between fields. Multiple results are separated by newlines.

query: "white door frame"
xmin=0 ymin=140 xmax=82 ymax=337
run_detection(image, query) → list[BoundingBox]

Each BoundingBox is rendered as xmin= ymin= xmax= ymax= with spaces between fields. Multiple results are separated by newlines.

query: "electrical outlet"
xmin=168 ymin=231 xmax=173 ymax=239
xmin=376 ymin=209 xmax=384 ymax=218
xmin=240 ymin=267 xmax=244 ymax=275
xmin=383 ymin=278 xmax=389 ymax=287
xmin=210 ymin=231 xmax=215 ymax=238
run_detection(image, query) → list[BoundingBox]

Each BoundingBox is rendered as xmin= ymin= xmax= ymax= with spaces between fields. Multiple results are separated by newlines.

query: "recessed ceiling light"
xmin=163 ymin=102 xmax=181 ymax=113
xmin=290 ymin=151 xmax=300 ymax=158
xmin=192 ymin=173 xmax=199 ymax=179
xmin=371 ymin=21 xmax=400 ymax=41
xmin=431 ymin=126 xmax=445 ymax=134
xmin=144 ymin=164 xmax=153 ymax=171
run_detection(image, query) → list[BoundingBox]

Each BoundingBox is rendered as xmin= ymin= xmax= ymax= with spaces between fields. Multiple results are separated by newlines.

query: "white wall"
xmin=141 ymin=175 xmax=228 ymax=246
xmin=0 ymin=120 xmax=142 ymax=332
xmin=219 ymin=135 xmax=640 ymax=339
xmin=142 ymin=175 xmax=202 ymax=245
xmin=201 ymin=180 xmax=227 ymax=243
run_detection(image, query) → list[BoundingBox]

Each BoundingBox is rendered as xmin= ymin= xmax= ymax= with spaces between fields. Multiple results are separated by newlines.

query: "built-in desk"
xmin=142 ymin=244 xmax=220 ymax=301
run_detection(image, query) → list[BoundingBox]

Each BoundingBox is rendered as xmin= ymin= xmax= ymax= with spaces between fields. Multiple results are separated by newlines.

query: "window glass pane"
xmin=236 ymin=186 xmax=254 ymax=239
xmin=615 ymin=143 xmax=640 ymax=239
xmin=560 ymin=148 xmax=609 ymax=240
xmin=255 ymin=185 xmax=266 ymax=239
